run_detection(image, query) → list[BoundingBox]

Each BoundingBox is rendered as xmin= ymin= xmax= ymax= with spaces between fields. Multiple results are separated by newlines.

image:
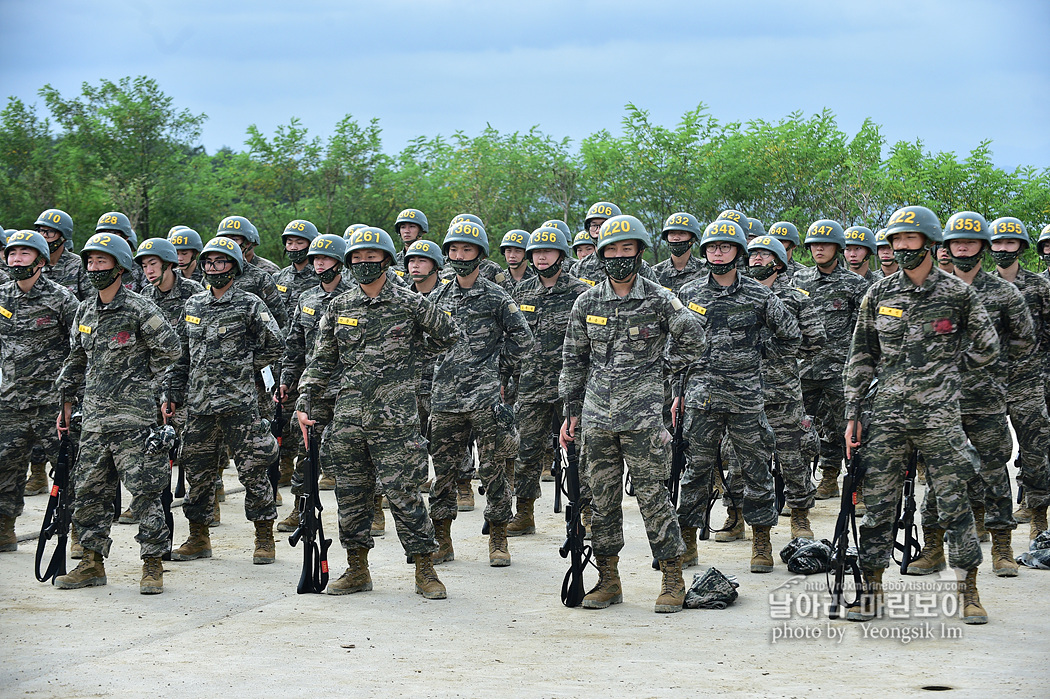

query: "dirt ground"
xmin=2 ymin=465 xmax=1048 ymax=699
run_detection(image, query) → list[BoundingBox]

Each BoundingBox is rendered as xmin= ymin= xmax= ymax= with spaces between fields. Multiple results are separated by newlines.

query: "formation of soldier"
xmin=1 ymin=201 xmax=1048 ymax=625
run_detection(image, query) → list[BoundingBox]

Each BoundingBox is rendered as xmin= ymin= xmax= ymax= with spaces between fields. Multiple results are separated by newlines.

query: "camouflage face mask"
xmin=204 ymin=270 xmax=237 ymax=289
xmin=351 ymin=261 xmax=385 ymax=284
xmin=990 ymin=249 xmax=1021 ymax=268
xmin=534 ymin=257 xmax=562 ymax=279
xmin=287 ymin=248 xmax=309 ymax=265
xmin=667 ymin=240 xmax=693 ymax=257
xmin=747 ymin=261 xmax=778 ymax=280
xmin=893 ymin=246 xmax=929 ymax=270
xmin=46 ymin=237 xmax=65 ymax=254
xmin=87 ymin=267 xmax=122 ymax=290
xmin=318 ymin=263 xmax=340 ymax=284
xmin=601 ymin=253 xmax=641 ymax=281
xmin=7 ymin=262 xmax=39 ymax=281
xmin=949 ymin=250 xmax=983 ymax=272
xmin=449 ymin=257 xmax=482 ymax=277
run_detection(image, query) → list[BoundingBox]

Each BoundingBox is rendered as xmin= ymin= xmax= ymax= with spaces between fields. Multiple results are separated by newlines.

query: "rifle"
xmin=36 ymin=422 xmax=75 ymax=584
xmin=653 ymin=375 xmax=688 ymax=569
xmin=159 ymin=382 xmax=178 ymax=559
xmin=558 ymin=440 xmax=593 ymax=607
xmin=772 ymin=452 xmax=786 ymax=517
xmin=289 ymin=391 xmax=331 ymax=594
xmin=893 ymin=449 xmax=921 ymax=574
xmin=269 ymin=389 xmax=287 ymax=499
xmin=624 ymin=469 xmax=635 ymax=496
xmin=165 ymin=378 xmax=186 ymax=499
xmin=551 ymin=414 xmax=563 ymax=514
xmin=827 ymin=409 xmax=866 ymax=620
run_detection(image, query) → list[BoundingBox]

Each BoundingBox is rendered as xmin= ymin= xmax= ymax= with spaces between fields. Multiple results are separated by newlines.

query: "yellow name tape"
xmin=0 ymin=306 xmax=11 ymax=319
xmin=78 ymin=324 xmax=92 ymax=334
xmin=586 ymin=315 xmax=608 ymax=326
xmin=302 ymin=306 xmax=315 ymax=316
xmin=275 ymin=284 xmax=288 ymax=293
xmin=520 ymin=304 xmax=536 ymax=313
xmin=580 ymin=278 xmax=596 ymax=286
xmin=688 ymin=302 xmax=706 ymax=315
xmin=878 ymin=306 xmax=903 ymax=318
xmin=337 ymin=317 xmax=358 ymax=326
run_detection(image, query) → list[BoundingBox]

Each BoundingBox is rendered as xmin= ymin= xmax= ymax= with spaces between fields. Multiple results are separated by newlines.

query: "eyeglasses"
xmin=202 ymin=258 xmax=233 ymax=269
xmin=587 ymin=222 xmax=603 ymax=231
xmin=706 ymin=243 xmax=737 ymax=254
xmin=749 ymin=251 xmax=774 ymax=260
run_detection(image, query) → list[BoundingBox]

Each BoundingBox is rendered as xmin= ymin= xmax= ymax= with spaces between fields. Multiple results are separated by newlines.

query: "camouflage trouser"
xmin=0 ymin=404 xmax=61 ymax=519
xmin=1007 ymin=394 xmax=1050 ymax=508
xmin=859 ymin=420 xmax=982 ymax=571
xmin=802 ymin=376 xmax=846 ymax=476
xmin=324 ymin=419 xmax=436 ymax=555
xmin=922 ymin=412 xmax=1014 ymax=531
xmin=74 ymin=427 xmax=168 ymax=559
xmin=417 ymin=393 xmax=432 ymax=444
xmin=585 ymin=425 xmax=684 ymax=561
xmin=290 ymin=399 xmax=334 ymax=497
xmin=515 ymin=400 xmax=561 ymax=502
xmin=680 ymin=408 xmax=778 ymax=528
xmin=430 ymin=408 xmax=511 ymax=524
xmin=724 ymin=400 xmax=815 ymax=510
xmin=180 ymin=410 xmax=278 ymax=524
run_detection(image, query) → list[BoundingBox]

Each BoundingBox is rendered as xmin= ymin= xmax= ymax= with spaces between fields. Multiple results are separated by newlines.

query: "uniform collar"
xmin=596 ymin=275 xmax=646 ymax=301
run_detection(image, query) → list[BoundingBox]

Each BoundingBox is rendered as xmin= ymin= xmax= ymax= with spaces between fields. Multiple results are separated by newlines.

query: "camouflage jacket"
xmin=794 ymin=261 xmax=869 ymax=381
xmin=43 ymin=250 xmax=91 ymax=301
xmin=140 ymin=274 xmax=205 ymax=395
xmin=573 ymin=253 xmax=658 ymax=288
xmin=387 ymin=267 xmax=409 ymax=287
xmin=230 ymin=262 xmax=289 ymax=330
xmin=297 ymin=278 xmax=459 ymax=426
xmin=409 ymin=278 xmax=453 ymax=397
xmin=249 ymin=254 xmax=281 ymax=277
xmin=763 ymin=276 xmax=826 ymax=405
xmin=497 ymin=264 xmax=537 ymax=297
xmin=181 ymin=264 xmax=205 ymax=285
xmin=995 ymin=267 xmax=1050 ymax=387
xmin=430 ymin=276 xmax=534 ymax=413
xmin=678 ymin=273 xmax=800 ymax=413
xmin=844 ymin=267 xmax=999 ymax=430
xmin=274 ymin=264 xmax=318 ymax=319
xmin=513 ymin=272 xmax=590 ymax=404
xmin=652 ymin=254 xmax=707 ymax=294
xmin=56 ymin=286 xmax=181 ymax=433
xmin=174 ymin=286 xmax=285 ymax=414
xmin=0 ymin=277 xmax=80 ymax=409
xmin=560 ymin=276 xmax=706 ymax=431
xmin=781 ymin=258 xmax=806 ymax=282
xmin=120 ymin=264 xmax=147 ymax=293
xmin=280 ymin=276 xmax=354 ymax=404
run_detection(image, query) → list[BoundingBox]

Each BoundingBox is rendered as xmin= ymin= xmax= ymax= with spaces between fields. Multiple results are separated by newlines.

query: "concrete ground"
xmin=2 ymin=467 xmax=1048 ymax=699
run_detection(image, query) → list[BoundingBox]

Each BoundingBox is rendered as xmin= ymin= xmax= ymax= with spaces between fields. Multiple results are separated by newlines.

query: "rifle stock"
xmin=893 ymin=449 xmax=921 ymax=574
xmin=827 ymin=411 xmax=865 ymax=619
xmin=289 ymin=391 xmax=331 ymax=594
xmin=558 ymin=441 xmax=592 ymax=607
xmin=36 ymin=426 xmax=74 ymax=584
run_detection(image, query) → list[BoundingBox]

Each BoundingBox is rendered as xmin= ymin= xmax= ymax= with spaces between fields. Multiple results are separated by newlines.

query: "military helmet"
xmin=307 ymin=234 xmax=347 ymax=264
xmin=874 ymin=228 xmax=890 ymax=248
xmin=395 ymin=208 xmax=429 ymax=235
xmin=442 ymin=220 xmax=490 ymax=257
xmin=844 ymin=226 xmax=876 ymax=254
xmin=526 ymin=226 xmax=572 ymax=258
xmin=202 ymin=236 xmax=245 ymax=274
xmin=805 ymin=220 xmax=846 ymax=248
xmin=885 ymin=205 xmax=943 ymax=244
xmin=700 ymin=220 xmax=746 ymax=251
xmin=168 ymin=227 xmax=204 ymax=252
xmin=134 ymin=237 xmax=179 ymax=265
xmin=127 ymin=229 xmax=139 ymax=248
xmin=747 ymin=235 xmax=789 ymax=269
xmin=168 ymin=224 xmax=188 ymax=236
xmin=345 ymin=226 xmax=397 ymax=264
xmin=942 ymin=212 xmax=991 ymax=244
xmin=96 ymin=211 xmax=134 ymax=240
xmin=500 ymin=230 xmax=529 ymax=251
xmin=217 ymin=215 xmax=258 ymax=244
xmin=571 ymin=231 xmax=593 ymax=249
xmin=661 ymin=212 xmax=702 ymax=240
xmin=343 ymin=223 xmax=367 ymax=243
xmin=541 ymin=219 xmax=572 ymax=239
xmin=746 ymin=218 xmax=766 ymax=239
xmin=585 ymin=201 xmax=621 ymax=228
xmin=595 ymin=215 xmax=650 ymax=254
xmin=717 ymin=209 xmax=747 ymax=227
xmin=449 ymin=213 xmax=484 ymax=230
xmin=1038 ymin=223 xmax=1050 ymax=257
xmin=404 ymin=239 xmax=444 ymax=269
xmin=282 ymin=219 xmax=319 ymax=243
xmin=4 ymin=230 xmax=50 ymax=262
xmin=989 ymin=217 xmax=1029 ymax=249
xmin=80 ymin=232 xmax=136 ymax=272
xmin=34 ymin=208 xmax=74 ymax=241
xmin=768 ymin=221 xmax=801 ymax=247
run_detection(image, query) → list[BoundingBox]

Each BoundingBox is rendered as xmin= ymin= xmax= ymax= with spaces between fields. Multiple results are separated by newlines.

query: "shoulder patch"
xmin=507 ymin=302 xmax=519 ymax=314
xmin=494 ymin=272 xmax=507 ymax=283
xmin=794 ymin=287 xmax=810 ymax=296
xmin=145 ymin=315 xmax=163 ymax=331
xmin=261 ymin=312 xmax=271 ymax=322
xmin=275 ymin=284 xmax=288 ymax=293
xmin=670 ymin=298 xmax=684 ymax=311
xmin=0 ymin=306 xmax=11 ymax=319
xmin=185 ymin=315 xmax=201 ymax=325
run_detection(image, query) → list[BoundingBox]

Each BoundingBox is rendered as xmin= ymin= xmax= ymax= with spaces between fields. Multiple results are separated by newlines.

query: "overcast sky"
xmin=3 ymin=0 xmax=1048 ymax=171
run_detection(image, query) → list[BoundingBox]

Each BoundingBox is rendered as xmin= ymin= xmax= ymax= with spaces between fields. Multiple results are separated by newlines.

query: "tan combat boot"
xmin=972 ymin=503 xmax=990 ymax=542
xmin=582 ymin=555 xmax=622 ymax=609
xmin=750 ymin=525 xmax=774 ymax=573
xmin=371 ymin=495 xmax=385 ymax=537
xmin=414 ymin=553 xmax=447 ymax=600
xmin=715 ymin=507 xmax=745 ymax=542
xmin=681 ymin=527 xmax=698 ymax=568
xmin=69 ymin=524 xmax=83 ymax=559
xmin=327 ymin=548 xmax=372 ymax=594
xmin=456 ymin=480 xmax=474 ymax=512
xmin=815 ymin=470 xmax=839 ymax=500
xmin=1030 ymin=505 xmax=1048 ymax=541
xmin=847 ymin=567 xmax=883 ymax=621
xmin=990 ymin=529 xmax=1018 ymax=578
xmin=253 ymin=520 xmax=276 ymax=564
xmin=960 ymin=567 xmax=988 ymax=625
xmin=0 ymin=515 xmax=16 ymax=552
xmin=25 ymin=462 xmax=48 ymax=496
xmin=318 ymin=472 xmax=335 ymax=490
xmin=904 ymin=526 xmax=946 ymax=575
xmin=1013 ymin=502 xmax=1032 ymax=523
xmin=540 ymin=465 xmax=555 ymax=482
xmin=432 ymin=518 xmax=454 ymax=564
xmin=790 ymin=508 xmax=814 ymax=540
xmin=655 ymin=556 xmax=686 ymax=613
xmin=278 ymin=452 xmax=295 ymax=487
xmin=55 ymin=549 xmax=107 ymax=589
xmin=506 ymin=498 xmax=536 ymax=537
xmin=140 ymin=556 xmax=164 ymax=595
xmin=216 ymin=480 xmax=225 ymax=503
xmin=276 ymin=507 xmax=300 ymax=533
xmin=488 ymin=522 xmax=511 ymax=567
xmin=171 ymin=522 xmax=212 ymax=561
xmin=213 ymin=489 xmax=222 ymax=524
xmin=118 ymin=507 xmax=138 ymax=524
xmin=581 ymin=502 xmax=593 ymax=540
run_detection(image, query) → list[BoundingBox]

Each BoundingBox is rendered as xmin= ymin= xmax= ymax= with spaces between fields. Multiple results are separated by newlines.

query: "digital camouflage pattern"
xmin=280 ymin=277 xmax=354 ymax=406
xmin=439 ymin=258 xmax=504 ymax=283
xmin=42 ymin=249 xmax=92 ymax=300
xmin=652 ymin=254 xmax=706 ymax=294
xmin=230 ymin=261 xmax=289 ymax=329
xmin=781 ymin=257 xmax=806 ymax=281
xmin=409 ymin=278 xmax=453 ymax=428
xmin=139 ymin=274 xmax=205 ymax=394
xmin=496 ymin=264 xmax=536 ymax=296
xmin=0 ymin=406 xmax=62 ymax=519
xmin=764 ymin=276 xmax=826 ymax=404
xmin=249 ymin=254 xmax=281 ymax=277
xmin=274 ymin=264 xmax=319 ymax=318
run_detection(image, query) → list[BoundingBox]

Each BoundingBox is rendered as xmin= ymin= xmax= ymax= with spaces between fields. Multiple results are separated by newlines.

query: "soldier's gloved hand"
xmin=844 ymin=419 xmax=862 ymax=459
xmin=559 ymin=416 xmax=579 ymax=449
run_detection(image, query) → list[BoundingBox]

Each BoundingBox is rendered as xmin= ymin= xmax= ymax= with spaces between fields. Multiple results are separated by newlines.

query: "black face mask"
xmin=893 ymin=247 xmax=929 ymax=270
xmin=747 ymin=261 xmax=778 ymax=280
xmin=449 ymin=257 xmax=482 ymax=277
xmin=318 ymin=263 xmax=341 ymax=285
xmin=949 ymin=249 xmax=984 ymax=272
xmin=990 ymin=249 xmax=1021 ymax=268
xmin=205 ymin=270 xmax=237 ymax=289
xmin=88 ymin=267 xmax=123 ymax=290
xmin=668 ymin=240 xmax=693 ymax=257
xmin=287 ymin=248 xmax=309 ymax=265
xmin=535 ymin=257 xmax=562 ymax=279
xmin=46 ymin=237 xmax=64 ymax=254
xmin=601 ymin=253 xmax=642 ymax=281
xmin=351 ymin=261 xmax=385 ymax=284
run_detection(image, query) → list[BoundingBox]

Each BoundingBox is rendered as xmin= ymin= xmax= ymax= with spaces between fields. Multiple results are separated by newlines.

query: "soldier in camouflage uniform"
xmin=676 ymin=222 xmax=800 ymax=574
xmin=168 ymin=236 xmax=284 ymax=567
xmin=874 ymin=228 xmax=898 ymax=277
xmin=539 ymin=219 xmax=574 ymax=277
xmin=652 ymin=212 xmax=707 ymax=294
xmin=0 ymin=231 xmax=80 ymax=551
xmin=54 ymin=233 xmax=181 ymax=594
xmin=169 ymin=227 xmax=205 ymax=284
xmin=794 ymin=220 xmax=869 ymax=499
xmin=393 ymin=208 xmax=428 ymax=270
xmin=404 ymin=240 xmax=451 ymax=429
xmin=560 ymin=215 xmax=705 ymax=613
xmin=95 ymin=212 xmax=147 ymax=292
xmin=505 ymin=226 xmax=589 ymax=536
xmin=429 ymin=220 xmax=534 ymax=567
xmin=36 ymin=208 xmax=92 ymax=300
xmin=843 ymin=205 xmax=998 ymax=624
xmin=216 ymin=217 xmax=288 ymax=328
xmin=767 ymin=222 xmax=805 ymax=282
xmin=990 ymin=217 xmax=1050 ymax=538
xmin=233 ymin=218 xmax=281 ymax=277
xmin=574 ymin=202 xmax=659 ymax=287
xmin=298 ymin=227 xmax=458 ymax=599
xmin=1038 ymin=224 xmax=1050 ymax=279
xmin=438 ymin=214 xmax=505 ymax=284
xmin=498 ymin=230 xmax=537 ymax=294
xmin=569 ymin=231 xmax=595 ymax=279
xmin=843 ymin=226 xmax=882 ymax=284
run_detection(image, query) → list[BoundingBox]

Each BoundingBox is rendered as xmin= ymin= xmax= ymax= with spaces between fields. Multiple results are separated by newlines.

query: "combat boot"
xmin=905 ymin=526 xmax=945 ymax=575
xmin=25 ymin=462 xmax=48 ymax=496
xmin=582 ymin=555 xmax=622 ymax=609
xmin=960 ymin=567 xmax=988 ymax=625
xmin=171 ymin=522 xmax=212 ymax=561
xmin=1013 ymin=502 xmax=1032 ymax=523
xmin=715 ymin=507 xmax=745 ymax=542
xmin=118 ymin=507 xmax=138 ymax=524
xmin=972 ymin=503 xmax=989 ymax=542
xmin=276 ymin=507 xmax=300 ymax=533
xmin=847 ymin=568 xmax=883 ymax=621
xmin=69 ymin=524 xmax=83 ymax=559
xmin=1030 ymin=505 xmax=1048 ymax=541
xmin=0 ymin=515 xmax=16 ymax=552
xmin=371 ymin=495 xmax=385 ymax=537
xmin=750 ymin=525 xmax=774 ymax=573
xmin=278 ymin=452 xmax=295 ymax=487
xmin=655 ymin=556 xmax=685 ymax=613
xmin=681 ymin=527 xmax=698 ymax=568
xmin=318 ymin=472 xmax=335 ymax=490
xmin=140 ymin=556 xmax=163 ymax=595
xmin=488 ymin=522 xmax=511 ymax=567
xmin=581 ymin=502 xmax=593 ymax=540
xmin=55 ymin=549 xmax=107 ymax=589
xmin=456 ymin=480 xmax=474 ymax=512
xmin=815 ymin=470 xmax=839 ymax=500
xmin=253 ymin=520 xmax=276 ymax=564
xmin=990 ymin=529 xmax=1018 ymax=578
xmin=327 ymin=548 xmax=372 ymax=594
xmin=414 ymin=553 xmax=447 ymax=600
xmin=213 ymin=489 xmax=222 ymax=524
xmin=790 ymin=508 xmax=814 ymax=540
xmin=216 ymin=480 xmax=225 ymax=503
xmin=506 ymin=498 xmax=536 ymax=537
xmin=540 ymin=465 xmax=554 ymax=482
xmin=432 ymin=518 xmax=454 ymax=564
